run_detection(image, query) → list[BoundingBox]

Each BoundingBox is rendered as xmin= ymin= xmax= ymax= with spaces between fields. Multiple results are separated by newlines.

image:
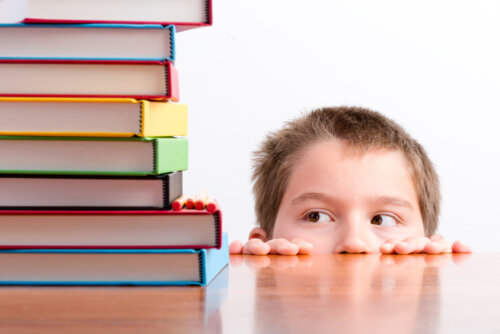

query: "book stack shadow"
xmin=0 ymin=0 xmax=228 ymax=286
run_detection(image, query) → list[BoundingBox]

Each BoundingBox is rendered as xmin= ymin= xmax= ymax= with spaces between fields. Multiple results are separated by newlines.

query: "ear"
xmin=248 ymin=227 xmax=268 ymax=242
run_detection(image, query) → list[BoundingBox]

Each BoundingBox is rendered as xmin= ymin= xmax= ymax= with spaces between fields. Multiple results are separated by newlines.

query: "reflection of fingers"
xmin=291 ymin=239 xmax=313 ymax=255
xmin=229 ymin=240 xmax=243 ymax=254
xmin=243 ymin=238 xmax=271 ymax=255
xmin=297 ymin=255 xmax=314 ymax=267
xmin=424 ymin=253 xmax=453 ymax=267
xmin=451 ymin=252 xmax=473 ymax=265
xmin=269 ymin=255 xmax=300 ymax=269
xmin=229 ymin=254 xmax=244 ymax=266
xmin=266 ymin=239 xmax=299 ymax=255
xmin=392 ymin=254 xmax=426 ymax=266
xmin=378 ymin=254 xmax=396 ymax=264
xmin=452 ymin=241 xmax=472 ymax=253
xmin=242 ymin=255 xmax=271 ymax=269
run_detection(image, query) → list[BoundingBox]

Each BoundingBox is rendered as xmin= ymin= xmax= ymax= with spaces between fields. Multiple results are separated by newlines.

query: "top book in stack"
xmin=0 ymin=0 xmax=212 ymax=31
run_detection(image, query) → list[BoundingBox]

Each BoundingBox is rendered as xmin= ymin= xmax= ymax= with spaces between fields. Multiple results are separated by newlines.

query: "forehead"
xmin=285 ymin=139 xmax=417 ymax=202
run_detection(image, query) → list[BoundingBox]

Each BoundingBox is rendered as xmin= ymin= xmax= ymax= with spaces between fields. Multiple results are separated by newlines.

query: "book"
xmin=0 ymin=60 xmax=179 ymax=101
xmin=0 ymin=208 xmax=222 ymax=249
xmin=0 ymin=24 xmax=175 ymax=61
xmin=0 ymin=0 xmax=212 ymax=31
xmin=0 ymin=98 xmax=187 ymax=137
xmin=0 ymin=172 xmax=182 ymax=209
xmin=0 ymin=136 xmax=188 ymax=175
xmin=0 ymin=265 xmax=228 ymax=327
xmin=0 ymin=233 xmax=229 ymax=286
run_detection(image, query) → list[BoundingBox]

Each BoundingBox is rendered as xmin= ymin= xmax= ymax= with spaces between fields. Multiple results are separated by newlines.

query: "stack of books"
xmin=0 ymin=0 xmax=228 ymax=286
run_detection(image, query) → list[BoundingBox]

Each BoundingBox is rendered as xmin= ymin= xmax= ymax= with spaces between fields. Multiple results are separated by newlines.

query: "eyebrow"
xmin=290 ymin=192 xmax=414 ymax=211
xmin=291 ymin=192 xmax=340 ymax=206
xmin=373 ymin=196 xmax=414 ymax=211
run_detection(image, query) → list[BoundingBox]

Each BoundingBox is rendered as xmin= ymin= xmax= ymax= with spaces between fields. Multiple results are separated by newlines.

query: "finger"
xmin=243 ymin=238 xmax=271 ymax=255
xmin=393 ymin=239 xmax=416 ymax=254
xmin=451 ymin=240 xmax=472 ymax=253
xmin=229 ymin=240 xmax=243 ymax=254
xmin=379 ymin=238 xmax=398 ymax=254
xmin=423 ymin=239 xmax=452 ymax=254
xmin=394 ymin=237 xmax=432 ymax=254
xmin=291 ymin=239 xmax=313 ymax=255
xmin=266 ymin=238 xmax=299 ymax=255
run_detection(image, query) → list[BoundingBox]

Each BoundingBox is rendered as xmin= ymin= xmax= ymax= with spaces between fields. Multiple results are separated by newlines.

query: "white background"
xmin=176 ymin=0 xmax=500 ymax=252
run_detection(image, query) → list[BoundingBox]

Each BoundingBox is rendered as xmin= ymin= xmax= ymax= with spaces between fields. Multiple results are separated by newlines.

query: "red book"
xmin=0 ymin=209 xmax=222 ymax=250
xmin=1 ymin=0 xmax=213 ymax=32
xmin=0 ymin=60 xmax=179 ymax=101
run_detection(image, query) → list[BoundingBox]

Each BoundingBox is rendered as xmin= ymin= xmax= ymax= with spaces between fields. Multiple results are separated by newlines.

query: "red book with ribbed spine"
xmin=0 ymin=209 xmax=222 ymax=249
xmin=0 ymin=59 xmax=179 ymax=101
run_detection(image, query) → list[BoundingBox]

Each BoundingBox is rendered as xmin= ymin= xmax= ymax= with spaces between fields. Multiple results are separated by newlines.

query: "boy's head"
xmin=251 ymin=106 xmax=440 ymax=253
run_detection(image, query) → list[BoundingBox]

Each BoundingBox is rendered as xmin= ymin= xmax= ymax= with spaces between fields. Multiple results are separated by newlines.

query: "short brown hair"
xmin=252 ymin=106 xmax=440 ymax=237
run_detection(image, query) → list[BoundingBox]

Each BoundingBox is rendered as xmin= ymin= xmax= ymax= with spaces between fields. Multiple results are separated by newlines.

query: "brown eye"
xmin=304 ymin=211 xmax=331 ymax=223
xmin=308 ymin=212 xmax=320 ymax=222
xmin=371 ymin=215 xmax=383 ymax=225
xmin=371 ymin=214 xmax=397 ymax=226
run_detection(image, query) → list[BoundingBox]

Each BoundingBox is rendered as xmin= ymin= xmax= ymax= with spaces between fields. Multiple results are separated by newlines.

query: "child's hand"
xmin=379 ymin=234 xmax=472 ymax=254
xmin=229 ymin=238 xmax=313 ymax=255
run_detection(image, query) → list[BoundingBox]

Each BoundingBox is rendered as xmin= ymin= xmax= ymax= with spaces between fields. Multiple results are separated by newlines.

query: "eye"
xmin=303 ymin=211 xmax=332 ymax=223
xmin=371 ymin=214 xmax=398 ymax=226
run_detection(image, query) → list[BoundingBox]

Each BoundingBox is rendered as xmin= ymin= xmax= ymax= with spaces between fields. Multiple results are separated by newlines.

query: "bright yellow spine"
xmin=0 ymin=98 xmax=187 ymax=137
xmin=141 ymin=101 xmax=188 ymax=137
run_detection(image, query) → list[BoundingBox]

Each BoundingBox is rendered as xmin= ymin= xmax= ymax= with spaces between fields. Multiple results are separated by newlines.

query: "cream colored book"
xmin=0 ymin=98 xmax=187 ymax=137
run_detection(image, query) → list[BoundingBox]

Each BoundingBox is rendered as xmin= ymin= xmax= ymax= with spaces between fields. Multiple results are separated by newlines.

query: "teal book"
xmin=0 ymin=136 xmax=187 ymax=175
xmin=0 ymin=234 xmax=229 ymax=286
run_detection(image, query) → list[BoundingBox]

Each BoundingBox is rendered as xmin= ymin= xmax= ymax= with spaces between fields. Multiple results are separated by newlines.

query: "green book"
xmin=0 ymin=135 xmax=187 ymax=175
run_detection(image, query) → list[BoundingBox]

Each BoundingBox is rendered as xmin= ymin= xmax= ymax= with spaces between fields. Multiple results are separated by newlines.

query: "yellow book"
xmin=0 ymin=97 xmax=187 ymax=137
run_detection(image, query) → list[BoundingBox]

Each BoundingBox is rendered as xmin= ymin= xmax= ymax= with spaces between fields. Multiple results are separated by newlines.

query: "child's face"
xmin=272 ymin=139 xmax=425 ymax=253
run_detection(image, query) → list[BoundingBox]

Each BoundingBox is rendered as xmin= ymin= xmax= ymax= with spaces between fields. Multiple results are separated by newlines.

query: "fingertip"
xmin=291 ymin=239 xmax=313 ymax=255
xmin=248 ymin=241 xmax=271 ymax=255
xmin=277 ymin=242 xmax=299 ymax=255
xmin=424 ymin=241 xmax=446 ymax=254
xmin=380 ymin=242 xmax=394 ymax=254
xmin=394 ymin=241 xmax=411 ymax=254
xmin=452 ymin=241 xmax=472 ymax=253
xmin=229 ymin=240 xmax=243 ymax=254
xmin=298 ymin=241 xmax=313 ymax=255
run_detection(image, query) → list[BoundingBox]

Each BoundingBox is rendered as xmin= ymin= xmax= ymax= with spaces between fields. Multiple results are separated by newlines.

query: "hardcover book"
xmin=0 ymin=172 xmax=182 ymax=209
xmin=0 ymin=136 xmax=188 ymax=175
xmin=0 ymin=24 xmax=175 ymax=61
xmin=0 ymin=0 xmax=212 ymax=31
xmin=0 ymin=60 xmax=179 ymax=101
xmin=0 ymin=98 xmax=187 ymax=137
xmin=0 ymin=233 xmax=229 ymax=286
xmin=0 ymin=208 xmax=222 ymax=249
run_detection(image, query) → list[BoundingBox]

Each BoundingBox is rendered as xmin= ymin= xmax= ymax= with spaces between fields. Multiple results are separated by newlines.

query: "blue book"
xmin=0 ymin=234 xmax=229 ymax=286
xmin=0 ymin=24 xmax=175 ymax=61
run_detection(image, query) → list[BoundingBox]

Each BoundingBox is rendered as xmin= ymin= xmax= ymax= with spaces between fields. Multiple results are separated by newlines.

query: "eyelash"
xmin=300 ymin=210 xmax=403 ymax=225
xmin=301 ymin=210 xmax=334 ymax=223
